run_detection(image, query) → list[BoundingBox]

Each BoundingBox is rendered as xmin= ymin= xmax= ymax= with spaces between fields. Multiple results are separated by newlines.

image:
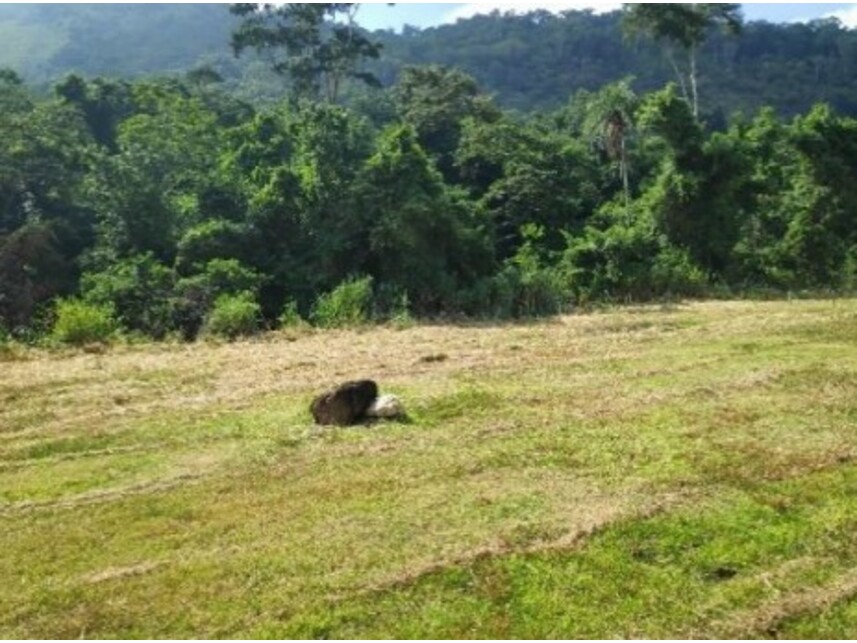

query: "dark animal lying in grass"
xmin=310 ymin=379 xmax=378 ymax=426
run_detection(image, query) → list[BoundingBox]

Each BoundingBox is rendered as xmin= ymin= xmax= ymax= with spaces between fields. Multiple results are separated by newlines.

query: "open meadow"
xmin=2 ymin=299 xmax=857 ymax=638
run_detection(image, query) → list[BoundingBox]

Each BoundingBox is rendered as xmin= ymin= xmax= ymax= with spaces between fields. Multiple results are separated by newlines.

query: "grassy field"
xmin=2 ymin=299 xmax=857 ymax=638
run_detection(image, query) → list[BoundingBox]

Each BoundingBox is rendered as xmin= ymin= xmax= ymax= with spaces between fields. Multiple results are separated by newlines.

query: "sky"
xmin=352 ymin=3 xmax=857 ymax=31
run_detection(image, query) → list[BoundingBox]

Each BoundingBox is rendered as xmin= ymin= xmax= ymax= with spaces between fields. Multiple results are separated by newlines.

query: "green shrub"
xmin=560 ymin=201 xmax=708 ymax=304
xmin=175 ymin=220 xmax=254 ymax=275
xmin=514 ymin=266 xmax=567 ymax=317
xmin=81 ymin=253 xmax=175 ymax=339
xmin=177 ymin=258 xmax=264 ymax=298
xmin=174 ymin=259 xmax=265 ymax=341
xmin=311 ymin=276 xmax=373 ymax=328
xmin=506 ymin=224 xmax=568 ymax=318
xmin=203 ymin=292 xmax=261 ymax=339
xmin=390 ymin=291 xmax=414 ymax=328
xmin=452 ymin=265 xmax=567 ymax=320
xmin=52 ymin=299 xmax=118 ymax=346
xmin=651 ymin=246 xmax=708 ymax=297
xmin=842 ymin=244 xmax=857 ymax=292
xmin=371 ymin=284 xmax=415 ymax=326
xmin=562 ymin=222 xmax=658 ymax=303
xmin=278 ymin=299 xmax=309 ymax=328
xmin=454 ymin=272 xmax=517 ymax=319
xmin=0 ymin=326 xmax=11 ymax=358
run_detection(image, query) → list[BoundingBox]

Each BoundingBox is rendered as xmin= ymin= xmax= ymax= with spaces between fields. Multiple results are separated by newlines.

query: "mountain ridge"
xmin=2 ymin=4 xmax=856 ymax=117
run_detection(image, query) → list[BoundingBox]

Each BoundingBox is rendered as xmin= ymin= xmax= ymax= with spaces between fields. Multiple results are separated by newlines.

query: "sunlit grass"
xmin=2 ymin=299 xmax=856 ymax=637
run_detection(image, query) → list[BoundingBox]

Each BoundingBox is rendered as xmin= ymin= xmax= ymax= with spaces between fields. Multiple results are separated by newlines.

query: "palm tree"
xmin=581 ymin=79 xmax=638 ymax=206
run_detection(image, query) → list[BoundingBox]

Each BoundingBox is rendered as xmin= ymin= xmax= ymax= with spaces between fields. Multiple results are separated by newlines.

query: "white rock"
xmin=366 ymin=393 xmax=405 ymax=419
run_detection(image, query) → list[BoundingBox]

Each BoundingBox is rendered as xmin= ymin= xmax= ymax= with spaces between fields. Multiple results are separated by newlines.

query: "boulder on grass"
xmin=310 ymin=379 xmax=378 ymax=426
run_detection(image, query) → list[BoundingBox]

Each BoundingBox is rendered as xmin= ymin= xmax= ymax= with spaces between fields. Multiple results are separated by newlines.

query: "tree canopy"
xmin=1 ymin=6 xmax=857 ymax=343
xmin=622 ymin=3 xmax=743 ymax=117
xmin=230 ymin=3 xmax=382 ymax=102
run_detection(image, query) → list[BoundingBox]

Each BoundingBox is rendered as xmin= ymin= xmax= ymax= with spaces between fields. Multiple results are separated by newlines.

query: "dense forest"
xmin=374 ymin=9 xmax=857 ymax=117
xmin=0 ymin=4 xmax=238 ymax=82
xmin=4 ymin=4 xmax=857 ymax=117
xmin=2 ymin=3 xmax=857 ymax=344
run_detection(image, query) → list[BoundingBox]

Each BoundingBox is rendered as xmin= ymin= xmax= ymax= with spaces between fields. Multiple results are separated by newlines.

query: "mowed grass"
xmin=1 ymin=299 xmax=856 ymax=638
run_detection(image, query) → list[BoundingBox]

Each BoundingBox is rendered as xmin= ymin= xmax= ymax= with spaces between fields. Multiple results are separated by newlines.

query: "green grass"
xmin=1 ymin=299 xmax=856 ymax=637
xmin=780 ymin=592 xmax=857 ymax=639
xmin=268 ymin=467 xmax=857 ymax=639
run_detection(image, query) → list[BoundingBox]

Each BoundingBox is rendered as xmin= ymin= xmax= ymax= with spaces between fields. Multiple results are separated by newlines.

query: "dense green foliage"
xmin=4 ymin=5 xmax=857 ymax=119
xmin=311 ymin=275 xmax=374 ymax=328
xmin=2 ymin=5 xmax=857 ymax=342
xmin=373 ymin=10 xmax=857 ymax=117
xmin=203 ymin=291 xmax=261 ymax=339
xmin=230 ymin=3 xmax=382 ymax=103
xmin=0 ymin=4 xmax=237 ymax=82
xmin=51 ymin=299 xmax=117 ymax=345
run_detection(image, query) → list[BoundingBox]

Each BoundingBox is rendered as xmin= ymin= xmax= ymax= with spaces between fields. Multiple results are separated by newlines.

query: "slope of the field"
xmin=2 ymin=299 xmax=857 ymax=637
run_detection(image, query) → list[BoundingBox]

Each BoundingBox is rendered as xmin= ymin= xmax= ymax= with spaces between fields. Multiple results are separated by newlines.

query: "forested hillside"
xmin=0 ymin=4 xmax=237 ymax=81
xmin=2 ymin=4 xmax=857 ymax=346
xmin=3 ymin=4 xmax=857 ymax=118
xmin=373 ymin=10 xmax=857 ymax=117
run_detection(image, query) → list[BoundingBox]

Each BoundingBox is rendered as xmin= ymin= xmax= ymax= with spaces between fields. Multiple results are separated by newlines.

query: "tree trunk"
xmin=330 ymin=72 xmax=340 ymax=104
xmin=666 ymin=48 xmax=690 ymax=107
xmin=690 ymin=46 xmax=699 ymax=119
xmin=620 ymin=135 xmax=630 ymax=208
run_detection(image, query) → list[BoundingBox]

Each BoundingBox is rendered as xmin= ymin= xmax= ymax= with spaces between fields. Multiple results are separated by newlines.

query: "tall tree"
xmin=579 ymin=79 xmax=639 ymax=205
xmin=55 ymin=75 xmax=135 ymax=151
xmin=353 ymin=124 xmax=491 ymax=312
xmin=230 ymin=3 xmax=382 ymax=103
xmin=85 ymin=80 xmax=225 ymax=264
xmin=394 ymin=65 xmax=500 ymax=182
xmin=622 ymin=3 xmax=742 ymax=118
